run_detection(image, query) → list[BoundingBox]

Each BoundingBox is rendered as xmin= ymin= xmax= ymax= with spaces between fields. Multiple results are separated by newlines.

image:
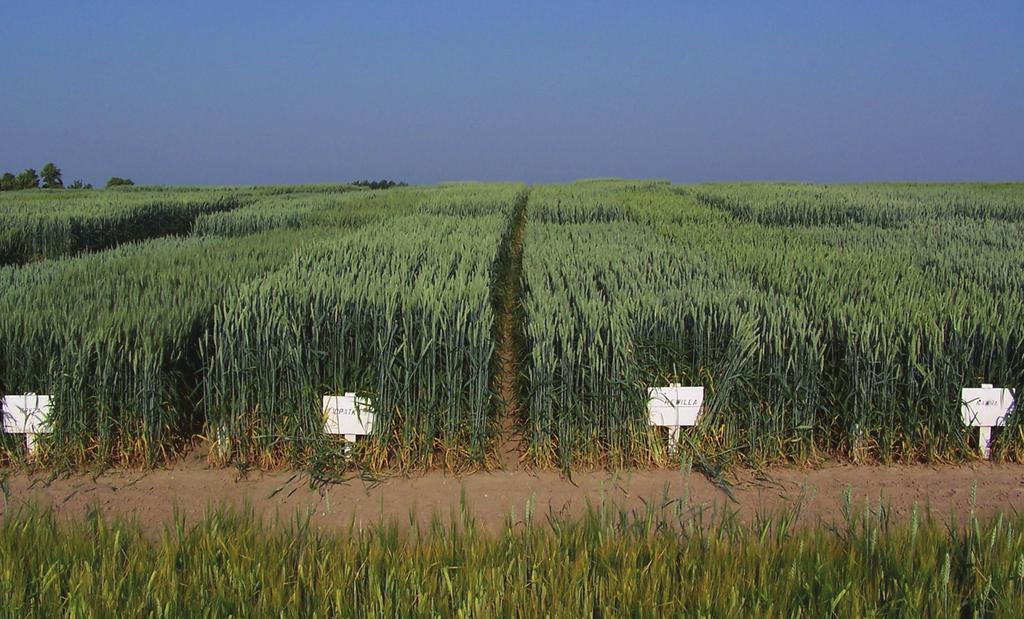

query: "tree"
xmin=105 ymin=176 xmax=134 ymax=188
xmin=352 ymin=179 xmax=407 ymax=190
xmin=68 ymin=179 xmax=92 ymax=189
xmin=0 ymin=172 xmax=15 ymax=191
xmin=15 ymin=168 xmax=39 ymax=190
xmin=40 ymin=162 xmax=63 ymax=189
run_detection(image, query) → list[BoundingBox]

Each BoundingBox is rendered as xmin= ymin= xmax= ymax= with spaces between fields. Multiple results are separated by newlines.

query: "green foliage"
xmin=0 ymin=188 xmax=247 ymax=265
xmin=690 ymin=182 xmax=1024 ymax=226
xmin=105 ymin=176 xmax=134 ymax=188
xmin=15 ymin=168 xmax=39 ymax=190
xmin=522 ymin=182 xmax=1024 ymax=466
xmin=192 ymin=186 xmax=412 ymax=237
xmin=1 ymin=181 xmax=1022 ymax=469
xmin=247 ymin=183 xmax=362 ymax=195
xmin=0 ymin=232 xmax=312 ymax=463
xmin=352 ymin=179 xmax=408 ymax=189
xmin=39 ymin=163 xmax=63 ymax=189
xmin=3 ymin=502 xmax=1024 ymax=615
xmin=0 ymin=172 xmax=16 ymax=191
xmin=205 ymin=185 xmax=525 ymax=467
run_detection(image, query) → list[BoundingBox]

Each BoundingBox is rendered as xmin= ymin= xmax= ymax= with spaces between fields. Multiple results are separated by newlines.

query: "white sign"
xmin=648 ymin=384 xmax=704 ymax=453
xmin=649 ymin=384 xmax=704 ymax=426
xmin=961 ymin=384 xmax=1015 ymax=459
xmin=2 ymin=393 xmax=52 ymax=454
xmin=323 ymin=393 xmax=375 ymax=442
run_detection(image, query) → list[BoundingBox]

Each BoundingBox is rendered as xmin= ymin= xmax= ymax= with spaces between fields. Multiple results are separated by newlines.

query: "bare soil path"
xmin=492 ymin=191 xmax=528 ymax=469
xmin=4 ymin=459 xmax=1024 ymax=539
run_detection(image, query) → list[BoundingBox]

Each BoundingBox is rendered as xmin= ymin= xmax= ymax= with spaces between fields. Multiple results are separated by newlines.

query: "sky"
xmin=2 ymin=1 xmax=1022 ymax=186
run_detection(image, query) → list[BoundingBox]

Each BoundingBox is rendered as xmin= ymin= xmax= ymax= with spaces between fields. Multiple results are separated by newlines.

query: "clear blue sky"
xmin=2 ymin=1 xmax=1022 ymax=185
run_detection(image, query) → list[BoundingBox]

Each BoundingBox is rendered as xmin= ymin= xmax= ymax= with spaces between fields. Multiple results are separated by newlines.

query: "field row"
xmin=0 ymin=184 xmax=523 ymax=466
xmin=5 ymin=501 xmax=1023 ymax=615
xmin=1 ymin=181 xmax=1022 ymax=468
xmin=0 ymin=183 xmax=369 ymax=265
xmin=523 ymin=181 xmax=1023 ymax=464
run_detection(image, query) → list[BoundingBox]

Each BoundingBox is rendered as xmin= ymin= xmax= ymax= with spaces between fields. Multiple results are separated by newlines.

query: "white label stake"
xmin=323 ymin=393 xmax=375 ymax=446
xmin=648 ymin=384 xmax=704 ymax=454
xmin=2 ymin=393 xmax=52 ymax=456
xmin=961 ymin=384 xmax=1015 ymax=459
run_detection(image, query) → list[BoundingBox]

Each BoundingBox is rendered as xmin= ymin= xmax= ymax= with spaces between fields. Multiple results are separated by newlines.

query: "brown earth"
xmin=492 ymin=194 xmax=528 ymax=470
xmin=4 ymin=452 xmax=1024 ymax=539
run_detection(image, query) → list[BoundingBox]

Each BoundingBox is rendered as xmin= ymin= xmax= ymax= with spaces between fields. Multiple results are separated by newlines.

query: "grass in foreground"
xmin=2 ymin=495 xmax=1024 ymax=616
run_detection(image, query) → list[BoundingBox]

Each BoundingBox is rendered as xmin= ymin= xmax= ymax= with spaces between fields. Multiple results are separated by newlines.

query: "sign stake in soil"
xmin=961 ymin=384 xmax=1015 ymax=459
xmin=648 ymin=384 xmax=704 ymax=454
xmin=2 ymin=393 xmax=52 ymax=457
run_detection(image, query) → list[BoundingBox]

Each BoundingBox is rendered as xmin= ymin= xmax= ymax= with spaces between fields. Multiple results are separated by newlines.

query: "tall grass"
xmin=192 ymin=186 xmax=419 ymax=236
xmin=689 ymin=182 xmax=1024 ymax=226
xmin=0 ymin=188 xmax=246 ymax=264
xmin=3 ymin=181 xmax=1021 ymax=469
xmin=0 ymin=232 xmax=316 ymax=464
xmin=3 ymin=500 xmax=1024 ymax=615
xmin=204 ymin=186 xmax=525 ymax=468
xmin=522 ymin=182 xmax=1024 ymax=466
xmin=0 ymin=184 xmax=371 ymax=264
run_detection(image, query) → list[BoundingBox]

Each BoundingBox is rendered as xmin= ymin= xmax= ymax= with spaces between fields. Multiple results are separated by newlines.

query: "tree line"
xmin=2 ymin=166 xmax=403 ymax=192
xmin=0 ymin=162 xmax=134 ymax=191
xmin=352 ymin=179 xmax=408 ymax=190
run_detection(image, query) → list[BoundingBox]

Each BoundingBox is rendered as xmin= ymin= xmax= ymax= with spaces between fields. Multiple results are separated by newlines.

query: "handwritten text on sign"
xmin=648 ymin=385 xmax=704 ymax=427
xmin=961 ymin=384 xmax=1015 ymax=459
xmin=322 ymin=393 xmax=375 ymax=437
xmin=961 ymin=385 xmax=1015 ymax=427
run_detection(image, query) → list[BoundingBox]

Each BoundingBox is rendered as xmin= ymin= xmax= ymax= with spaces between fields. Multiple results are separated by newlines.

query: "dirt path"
xmin=492 ymin=191 xmax=528 ymax=469
xmin=4 ymin=461 xmax=1024 ymax=538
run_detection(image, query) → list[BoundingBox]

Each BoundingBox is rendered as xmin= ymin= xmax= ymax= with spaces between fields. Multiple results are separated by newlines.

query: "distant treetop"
xmin=14 ymin=168 xmax=40 ymax=190
xmin=41 ymin=162 xmax=64 ymax=189
xmin=352 ymin=179 xmax=408 ymax=190
xmin=106 ymin=177 xmax=135 ymax=188
xmin=0 ymin=162 xmax=96 ymax=191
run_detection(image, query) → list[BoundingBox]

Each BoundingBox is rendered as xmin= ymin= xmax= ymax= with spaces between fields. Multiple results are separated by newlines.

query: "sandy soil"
xmin=4 ymin=453 xmax=1024 ymax=538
